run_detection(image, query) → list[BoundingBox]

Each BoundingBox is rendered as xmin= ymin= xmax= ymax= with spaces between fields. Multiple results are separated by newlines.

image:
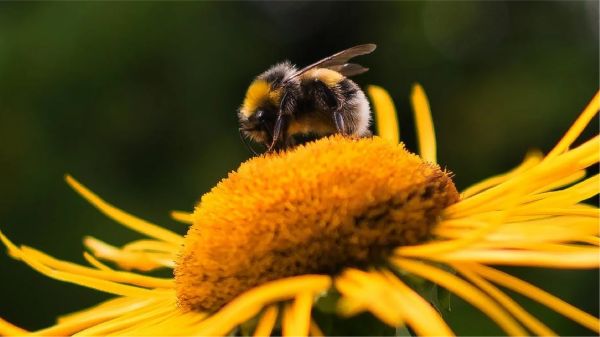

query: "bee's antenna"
xmin=239 ymin=128 xmax=259 ymax=156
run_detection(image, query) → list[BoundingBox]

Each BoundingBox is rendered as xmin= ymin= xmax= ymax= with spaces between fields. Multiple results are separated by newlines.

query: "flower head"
xmin=176 ymin=135 xmax=459 ymax=312
xmin=1 ymin=84 xmax=598 ymax=336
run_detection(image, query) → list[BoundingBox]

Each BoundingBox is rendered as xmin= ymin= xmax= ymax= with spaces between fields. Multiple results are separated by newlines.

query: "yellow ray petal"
xmin=478 ymin=217 xmax=599 ymax=244
xmin=337 ymin=268 xmax=454 ymax=335
xmin=19 ymin=245 xmax=173 ymax=289
xmin=434 ymin=215 xmax=599 ymax=243
xmin=253 ymin=305 xmax=279 ymax=337
xmin=122 ymin=239 xmax=180 ymax=253
xmin=580 ymin=236 xmax=600 ymax=245
xmin=84 ymin=236 xmax=175 ymax=271
xmin=529 ymin=170 xmax=586 ymax=196
xmin=335 ymin=269 xmax=404 ymax=326
xmin=83 ymin=252 xmax=113 ymax=271
xmin=170 ymin=210 xmax=194 ymax=225
xmin=473 ymin=264 xmax=600 ymax=333
xmin=454 ymin=264 xmax=556 ymax=336
xmin=65 ymin=175 xmax=183 ymax=245
xmin=521 ymin=242 xmax=600 ymax=252
xmin=33 ymin=299 xmax=174 ymax=336
xmin=368 ymin=85 xmax=400 ymax=144
xmin=545 ymin=91 xmax=600 ymax=160
xmin=193 ymin=275 xmax=331 ymax=336
xmin=435 ymin=248 xmax=600 ymax=268
xmin=72 ymin=299 xmax=174 ymax=336
xmin=446 ymin=135 xmax=599 ymax=217
xmin=336 ymin=296 xmax=367 ymax=318
xmin=511 ymin=206 xmax=599 ymax=218
xmin=0 ymin=231 xmax=157 ymax=298
xmin=520 ymin=175 xmax=599 ymax=209
xmin=0 ymin=317 xmax=28 ymax=335
xmin=58 ymin=296 xmax=154 ymax=323
xmin=411 ymin=83 xmax=437 ymax=163
xmin=285 ymin=291 xmax=313 ymax=336
xmin=392 ymin=258 xmax=526 ymax=336
xmin=32 ymin=314 xmax=124 ymax=336
xmin=116 ymin=310 xmax=206 ymax=336
xmin=396 ymin=218 xmax=502 ymax=257
xmin=309 ymin=319 xmax=324 ymax=337
xmin=381 ymin=270 xmax=455 ymax=336
xmin=281 ymin=303 xmax=294 ymax=337
xmin=461 ymin=151 xmax=543 ymax=198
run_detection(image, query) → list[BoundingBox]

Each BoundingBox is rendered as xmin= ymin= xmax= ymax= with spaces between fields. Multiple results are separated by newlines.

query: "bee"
xmin=238 ymin=44 xmax=376 ymax=153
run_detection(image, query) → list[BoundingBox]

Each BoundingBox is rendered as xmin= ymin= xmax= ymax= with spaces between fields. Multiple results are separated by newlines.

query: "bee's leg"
xmin=333 ymin=110 xmax=347 ymax=135
xmin=269 ymin=88 xmax=298 ymax=152
xmin=268 ymin=114 xmax=290 ymax=152
xmin=307 ymin=80 xmax=346 ymax=136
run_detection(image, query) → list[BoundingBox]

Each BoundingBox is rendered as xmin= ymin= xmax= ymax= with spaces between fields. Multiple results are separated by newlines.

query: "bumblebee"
xmin=238 ymin=44 xmax=376 ymax=152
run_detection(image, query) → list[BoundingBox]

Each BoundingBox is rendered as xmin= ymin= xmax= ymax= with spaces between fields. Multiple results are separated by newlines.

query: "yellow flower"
xmin=1 ymin=84 xmax=599 ymax=336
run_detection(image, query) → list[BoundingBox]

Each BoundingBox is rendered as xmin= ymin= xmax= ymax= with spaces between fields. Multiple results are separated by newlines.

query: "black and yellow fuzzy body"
xmin=238 ymin=44 xmax=376 ymax=152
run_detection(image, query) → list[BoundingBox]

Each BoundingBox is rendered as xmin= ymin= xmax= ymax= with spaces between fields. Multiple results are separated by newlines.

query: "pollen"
xmin=175 ymin=135 xmax=459 ymax=312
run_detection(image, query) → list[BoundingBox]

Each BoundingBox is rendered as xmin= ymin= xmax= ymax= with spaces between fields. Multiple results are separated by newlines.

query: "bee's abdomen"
xmin=337 ymin=78 xmax=360 ymax=101
xmin=337 ymin=78 xmax=371 ymax=136
xmin=296 ymin=72 xmax=370 ymax=137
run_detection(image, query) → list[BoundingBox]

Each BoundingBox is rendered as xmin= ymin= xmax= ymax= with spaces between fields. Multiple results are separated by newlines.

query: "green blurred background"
xmin=0 ymin=1 xmax=598 ymax=335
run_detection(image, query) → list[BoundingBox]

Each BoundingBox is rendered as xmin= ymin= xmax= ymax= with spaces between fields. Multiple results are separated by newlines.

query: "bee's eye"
xmin=255 ymin=110 xmax=265 ymax=121
xmin=253 ymin=109 xmax=276 ymax=127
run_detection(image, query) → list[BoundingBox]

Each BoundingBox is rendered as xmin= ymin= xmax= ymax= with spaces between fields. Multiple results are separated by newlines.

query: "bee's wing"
xmin=328 ymin=63 xmax=370 ymax=77
xmin=284 ymin=44 xmax=376 ymax=82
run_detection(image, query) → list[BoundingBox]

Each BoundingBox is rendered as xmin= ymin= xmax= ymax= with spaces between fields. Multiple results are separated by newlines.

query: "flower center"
xmin=174 ymin=136 xmax=459 ymax=312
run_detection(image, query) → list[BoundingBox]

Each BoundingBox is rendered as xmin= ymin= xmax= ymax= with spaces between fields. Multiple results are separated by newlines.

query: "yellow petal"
xmin=170 ymin=210 xmax=194 ymax=224
xmin=472 ymin=264 xmax=600 ymax=333
xmin=335 ymin=269 xmax=405 ymax=326
xmin=19 ymin=245 xmax=173 ymax=289
xmin=65 ymin=175 xmax=183 ymax=245
xmin=545 ymin=91 xmax=600 ymax=160
xmin=381 ymin=270 xmax=455 ymax=336
xmin=368 ymin=85 xmax=400 ymax=144
xmin=454 ymin=264 xmax=556 ymax=336
xmin=461 ymin=151 xmax=543 ymax=198
xmin=392 ymin=258 xmax=526 ymax=336
xmin=411 ymin=83 xmax=437 ymax=163
xmin=84 ymin=236 xmax=175 ymax=271
xmin=309 ymin=319 xmax=325 ymax=337
xmin=435 ymin=248 xmax=599 ymax=268
xmin=0 ymin=317 xmax=28 ymax=335
xmin=253 ymin=305 xmax=279 ymax=337
xmin=0 ymin=231 xmax=159 ymax=298
xmin=286 ymin=291 xmax=313 ymax=336
xmin=192 ymin=275 xmax=331 ymax=336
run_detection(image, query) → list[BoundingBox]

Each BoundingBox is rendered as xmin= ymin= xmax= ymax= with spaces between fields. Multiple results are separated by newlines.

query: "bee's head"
xmin=238 ymin=80 xmax=280 ymax=145
xmin=238 ymin=62 xmax=295 ymax=146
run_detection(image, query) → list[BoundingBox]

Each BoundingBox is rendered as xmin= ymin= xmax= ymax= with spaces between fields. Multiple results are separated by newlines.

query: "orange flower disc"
xmin=175 ymin=135 xmax=459 ymax=312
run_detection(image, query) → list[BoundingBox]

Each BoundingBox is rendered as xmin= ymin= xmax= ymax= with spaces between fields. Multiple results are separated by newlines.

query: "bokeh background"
xmin=0 ymin=1 xmax=598 ymax=335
